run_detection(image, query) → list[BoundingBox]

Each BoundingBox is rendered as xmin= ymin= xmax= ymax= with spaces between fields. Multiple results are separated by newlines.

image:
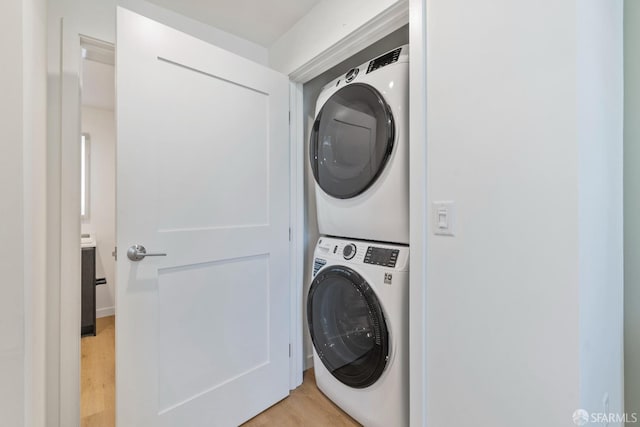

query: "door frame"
xmin=48 ymin=19 xmax=116 ymax=426
xmin=49 ymin=1 xmax=427 ymax=426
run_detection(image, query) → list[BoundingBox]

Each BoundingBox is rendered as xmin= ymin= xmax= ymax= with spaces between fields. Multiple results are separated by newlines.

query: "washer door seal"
xmin=307 ymin=265 xmax=389 ymax=388
xmin=309 ymin=83 xmax=395 ymax=199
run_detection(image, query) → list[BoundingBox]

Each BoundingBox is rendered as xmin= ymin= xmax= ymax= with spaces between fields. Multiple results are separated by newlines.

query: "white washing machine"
xmin=310 ymin=45 xmax=409 ymax=244
xmin=307 ymin=236 xmax=409 ymax=427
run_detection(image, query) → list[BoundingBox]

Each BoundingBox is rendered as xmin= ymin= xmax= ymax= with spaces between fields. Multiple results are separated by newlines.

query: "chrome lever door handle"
xmin=127 ymin=244 xmax=167 ymax=261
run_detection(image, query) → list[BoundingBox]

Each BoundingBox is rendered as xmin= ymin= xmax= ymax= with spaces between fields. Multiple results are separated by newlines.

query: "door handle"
xmin=126 ymin=244 xmax=167 ymax=261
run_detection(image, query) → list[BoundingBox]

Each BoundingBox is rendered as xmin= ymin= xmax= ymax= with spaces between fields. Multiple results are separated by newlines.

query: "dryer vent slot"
xmin=313 ymin=258 xmax=327 ymax=276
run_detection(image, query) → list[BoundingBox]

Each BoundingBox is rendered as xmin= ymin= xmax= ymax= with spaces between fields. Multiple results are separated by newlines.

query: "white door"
xmin=115 ymin=7 xmax=290 ymax=426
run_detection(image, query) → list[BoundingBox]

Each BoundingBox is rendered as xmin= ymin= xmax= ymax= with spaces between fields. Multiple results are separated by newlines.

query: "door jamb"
xmin=288 ymin=81 xmax=305 ymax=389
xmin=408 ymin=0 xmax=428 ymax=425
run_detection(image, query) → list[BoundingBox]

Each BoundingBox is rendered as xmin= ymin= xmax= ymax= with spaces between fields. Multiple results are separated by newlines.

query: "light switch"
xmin=437 ymin=209 xmax=448 ymax=229
xmin=433 ymin=201 xmax=455 ymax=236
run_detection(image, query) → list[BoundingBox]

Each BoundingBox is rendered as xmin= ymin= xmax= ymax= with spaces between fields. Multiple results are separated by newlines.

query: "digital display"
xmin=364 ymin=246 xmax=399 ymax=267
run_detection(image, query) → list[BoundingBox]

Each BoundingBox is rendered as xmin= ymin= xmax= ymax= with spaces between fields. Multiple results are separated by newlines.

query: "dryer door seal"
xmin=307 ymin=265 xmax=389 ymax=388
xmin=309 ymin=83 xmax=395 ymax=199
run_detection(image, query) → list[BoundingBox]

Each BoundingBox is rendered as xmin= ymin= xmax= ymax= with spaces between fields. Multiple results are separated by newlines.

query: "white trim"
xmin=80 ymin=35 xmax=115 ymax=66
xmin=96 ymin=306 xmax=115 ymax=318
xmin=59 ymin=21 xmax=83 ymax=427
xmin=45 ymin=17 xmax=63 ymax=426
xmin=288 ymin=1 xmax=409 ymax=83
xmin=289 ymin=81 xmax=305 ymax=390
xmin=409 ymin=0 xmax=427 ymax=426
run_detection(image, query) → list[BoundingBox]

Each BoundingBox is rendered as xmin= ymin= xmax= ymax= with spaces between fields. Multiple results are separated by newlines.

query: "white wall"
xmin=0 ymin=0 xmax=47 ymax=425
xmin=425 ymin=1 xmax=623 ymax=426
xmin=0 ymin=2 xmax=26 ymax=425
xmin=577 ymin=0 xmax=624 ymax=419
xmin=81 ymin=106 xmax=116 ymax=318
xmin=625 ymin=0 xmax=640 ymax=418
xmin=269 ymin=0 xmax=406 ymax=75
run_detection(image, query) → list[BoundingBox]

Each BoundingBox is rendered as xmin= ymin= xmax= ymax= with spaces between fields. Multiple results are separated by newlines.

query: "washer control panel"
xmin=314 ymin=237 xmax=409 ymax=272
xmin=363 ymin=246 xmax=399 ymax=268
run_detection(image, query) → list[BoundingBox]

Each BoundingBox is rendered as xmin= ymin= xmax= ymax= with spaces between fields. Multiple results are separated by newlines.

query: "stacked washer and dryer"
xmin=306 ymin=45 xmax=410 ymax=427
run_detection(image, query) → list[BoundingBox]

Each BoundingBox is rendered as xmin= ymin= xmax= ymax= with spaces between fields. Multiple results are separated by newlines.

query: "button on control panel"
xmin=364 ymin=246 xmax=400 ymax=268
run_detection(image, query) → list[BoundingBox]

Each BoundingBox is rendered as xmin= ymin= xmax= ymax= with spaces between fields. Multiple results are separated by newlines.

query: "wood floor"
xmin=242 ymin=369 xmax=360 ymax=427
xmin=80 ymin=315 xmax=359 ymax=426
xmin=81 ymin=316 xmax=115 ymax=427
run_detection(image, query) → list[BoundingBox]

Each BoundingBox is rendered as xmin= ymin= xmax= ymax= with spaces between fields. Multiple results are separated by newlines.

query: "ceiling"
xmin=144 ymin=0 xmax=322 ymax=47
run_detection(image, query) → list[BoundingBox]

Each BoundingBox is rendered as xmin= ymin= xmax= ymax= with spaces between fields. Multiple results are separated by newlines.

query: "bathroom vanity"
xmin=81 ymin=235 xmax=96 ymax=336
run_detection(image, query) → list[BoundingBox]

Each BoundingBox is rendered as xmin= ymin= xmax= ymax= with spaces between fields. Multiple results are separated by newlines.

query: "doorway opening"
xmin=79 ymin=35 xmax=116 ymax=426
xmin=61 ymin=2 xmax=416 ymax=424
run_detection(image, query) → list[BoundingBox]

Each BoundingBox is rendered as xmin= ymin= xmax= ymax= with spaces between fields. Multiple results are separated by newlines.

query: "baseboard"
xmin=96 ymin=306 xmax=115 ymax=318
xmin=304 ymin=353 xmax=314 ymax=370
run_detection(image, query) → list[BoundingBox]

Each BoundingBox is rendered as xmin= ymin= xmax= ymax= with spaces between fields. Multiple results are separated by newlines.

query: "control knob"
xmin=343 ymin=243 xmax=357 ymax=260
xmin=345 ymin=67 xmax=359 ymax=82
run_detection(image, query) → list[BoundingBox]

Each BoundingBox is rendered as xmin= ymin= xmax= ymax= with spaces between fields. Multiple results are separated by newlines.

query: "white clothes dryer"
xmin=307 ymin=236 xmax=409 ymax=427
xmin=310 ymin=45 xmax=409 ymax=244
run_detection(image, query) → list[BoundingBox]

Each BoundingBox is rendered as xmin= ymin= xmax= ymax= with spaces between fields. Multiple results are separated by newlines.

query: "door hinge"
xmin=289 ymin=227 xmax=292 ymax=241
xmin=289 ymin=344 xmax=291 ymax=358
xmin=288 ymin=111 xmax=291 ymax=124
xmin=112 ymin=246 xmax=117 ymax=261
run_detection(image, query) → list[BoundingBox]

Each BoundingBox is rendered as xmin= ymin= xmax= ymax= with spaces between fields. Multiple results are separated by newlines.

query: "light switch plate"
xmin=433 ymin=201 xmax=455 ymax=236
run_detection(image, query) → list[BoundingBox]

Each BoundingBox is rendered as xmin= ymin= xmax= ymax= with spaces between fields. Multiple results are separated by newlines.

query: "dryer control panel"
xmin=318 ymin=44 xmax=409 ymax=95
xmin=366 ymin=47 xmax=403 ymax=74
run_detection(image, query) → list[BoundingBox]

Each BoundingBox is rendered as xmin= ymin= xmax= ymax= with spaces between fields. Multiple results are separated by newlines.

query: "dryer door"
xmin=309 ymin=83 xmax=395 ymax=199
xmin=307 ymin=265 xmax=389 ymax=388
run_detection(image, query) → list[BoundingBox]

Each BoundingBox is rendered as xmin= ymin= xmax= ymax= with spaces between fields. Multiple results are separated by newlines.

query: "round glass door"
xmin=307 ymin=265 xmax=389 ymax=388
xmin=309 ymin=83 xmax=395 ymax=199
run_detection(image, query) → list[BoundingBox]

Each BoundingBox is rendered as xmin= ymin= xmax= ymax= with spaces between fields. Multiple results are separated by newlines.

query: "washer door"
xmin=307 ymin=265 xmax=389 ymax=388
xmin=309 ymin=83 xmax=395 ymax=199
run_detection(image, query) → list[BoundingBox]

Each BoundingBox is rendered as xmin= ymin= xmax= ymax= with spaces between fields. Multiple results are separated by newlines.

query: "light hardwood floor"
xmin=81 ymin=315 xmax=359 ymax=426
xmin=242 ymin=369 xmax=360 ymax=427
xmin=81 ymin=316 xmax=115 ymax=427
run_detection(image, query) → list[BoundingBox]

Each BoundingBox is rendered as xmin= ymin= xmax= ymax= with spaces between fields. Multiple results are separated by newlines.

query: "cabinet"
xmin=81 ymin=247 xmax=96 ymax=336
